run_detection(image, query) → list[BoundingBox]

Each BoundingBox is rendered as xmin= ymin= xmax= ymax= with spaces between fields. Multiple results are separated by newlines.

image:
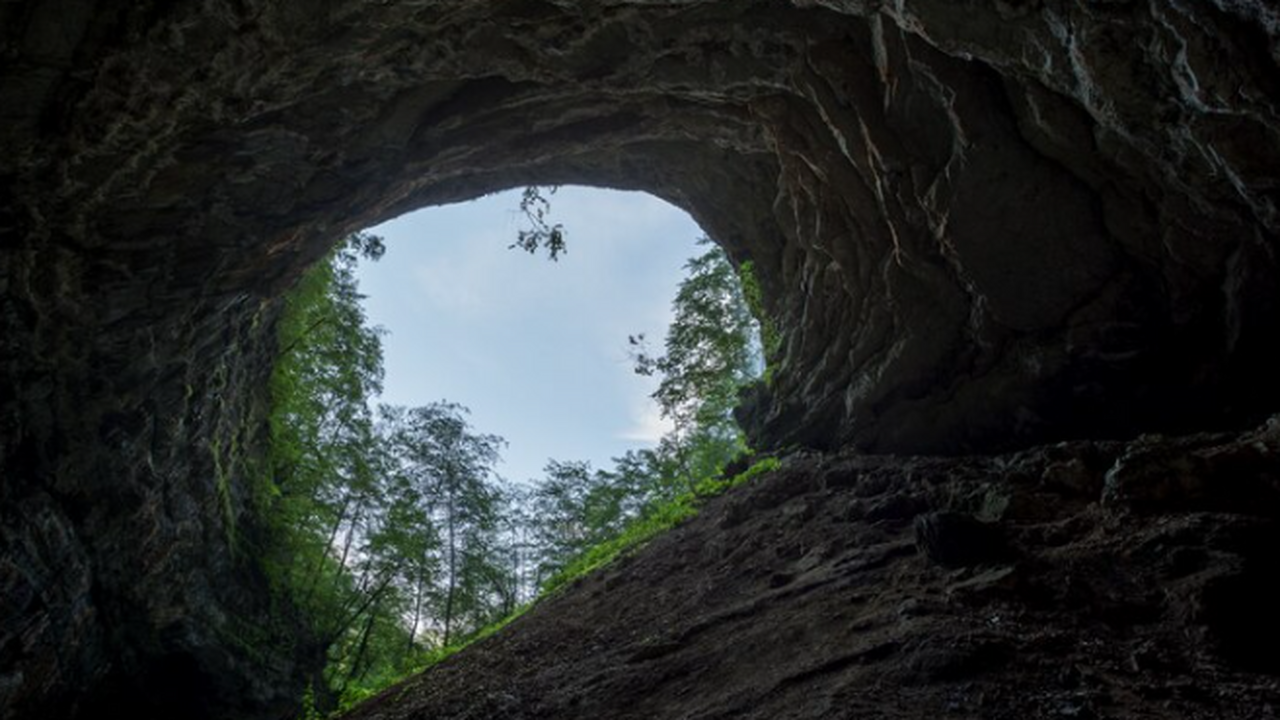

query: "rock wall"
xmin=340 ymin=419 xmax=1280 ymax=720
xmin=2 ymin=1 xmax=1278 ymax=718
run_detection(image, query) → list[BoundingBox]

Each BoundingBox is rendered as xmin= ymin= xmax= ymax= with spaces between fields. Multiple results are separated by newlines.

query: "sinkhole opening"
xmin=268 ymin=185 xmax=767 ymax=708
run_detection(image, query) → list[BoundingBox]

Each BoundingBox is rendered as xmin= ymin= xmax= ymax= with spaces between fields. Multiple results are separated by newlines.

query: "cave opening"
xmin=4 ymin=1 xmax=1280 ymax=718
xmin=353 ymin=185 xmax=718 ymax=484
xmin=264 ymin=183 xmax=766 ymax=700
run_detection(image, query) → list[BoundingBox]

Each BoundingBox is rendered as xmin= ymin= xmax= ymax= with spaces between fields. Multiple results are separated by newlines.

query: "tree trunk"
xmin=303 ymin=489 xmax=352 ymax=603
xmin=406 ymin=564 xmax=424 ymax=660
xmin=338 ymin=609 xmax=378 ymax=697
xmin=443 ymin=483 xmax=457 ymax=648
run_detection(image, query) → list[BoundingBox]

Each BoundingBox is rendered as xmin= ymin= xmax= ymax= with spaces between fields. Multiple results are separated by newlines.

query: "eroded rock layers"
xmin=2 ymin=1 xmax=1278 ymax=718
xmin=344 ymin=419 xmax=1280 ymax=720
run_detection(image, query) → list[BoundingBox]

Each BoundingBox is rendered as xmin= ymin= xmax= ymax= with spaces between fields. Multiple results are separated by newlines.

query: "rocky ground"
xmin=343 ymin=419 xmax=1280 ymax=720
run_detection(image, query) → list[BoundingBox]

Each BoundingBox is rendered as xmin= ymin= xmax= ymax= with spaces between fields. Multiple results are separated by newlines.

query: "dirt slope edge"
xmin=343 ymin=420 xmax=1280 ymax=720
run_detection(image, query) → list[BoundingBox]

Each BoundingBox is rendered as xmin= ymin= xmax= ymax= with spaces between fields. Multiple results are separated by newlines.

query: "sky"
xmin=356 ymin=186 xmax=705 ymax=485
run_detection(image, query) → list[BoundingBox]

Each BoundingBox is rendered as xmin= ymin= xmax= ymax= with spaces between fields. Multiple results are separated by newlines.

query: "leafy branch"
xmin=509 ymin=185 xmax=567 ymax=261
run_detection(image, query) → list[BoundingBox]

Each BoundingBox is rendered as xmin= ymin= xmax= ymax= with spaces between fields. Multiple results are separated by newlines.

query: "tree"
xmin=514 ymin=239 xmax=763 ymax=598
xmin=509 ymin=185 xmax=567 ymax=260
xmin=528 ymin=461 xmax=609 ymax=581
xmin=266 ymin=232 xmax=420 ymax=707
xmin=493 ymin=484 xmax=538 ymax=611
xmin=382 ymin=402 xmax=508 ymax=647
xmin=269 ymin=233 xmax=386 ymax=618
xmin=265 ymin=225 xmax=765 ymax=713
xmin=630 ymin=238 xmax=761 ymax=493
xmin=269 ymin=231 xmax=539 ymax=711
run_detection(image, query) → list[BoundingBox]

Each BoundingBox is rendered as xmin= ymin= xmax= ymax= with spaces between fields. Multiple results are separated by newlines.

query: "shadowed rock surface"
xmin=2 ymin=1 xmax=1280 ymax=718
xmin=343 ymin=421 xmax=1280 ymax=720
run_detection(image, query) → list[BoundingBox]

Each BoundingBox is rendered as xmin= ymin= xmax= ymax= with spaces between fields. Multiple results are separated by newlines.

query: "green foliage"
xmin=266 ymin=234 xmax=394 ymax=688
xmin=265 ymin=236 xmax=407 ymax=706
xmin=527 ymin=459 xmax=642 ymax=580
xmin=736 ymin=260 xmax=781 ymax=384
xmin=264 ymin=226 xmax=773 ymax=719
xmin=530 ymin=238 xmax=771 ymax=594
xmin=509 ymin=186 xmax=567 ymax=260
xmin=628 ymin=238 xmax=761 ymax=496
xmin=540 ymin=456 xmax=781 ymax=595
xmin=381 ymin=401 xmax=510 ymax=648
xmin=697 ymin=455 xmax=781 ymax=495
xmin=268 ymin=233 xmax=386 ymax=562
xmin=540 ymin=494 xmax=698 ymax=595
xmin=630 ymin=239 xmax=760 ymax=429
xmin=266 ymin=233 xmax=532 ymax=717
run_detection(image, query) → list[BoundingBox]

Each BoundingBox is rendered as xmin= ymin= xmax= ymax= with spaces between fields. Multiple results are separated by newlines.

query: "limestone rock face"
xmin=340 ymin=421 xmax=1280 ymax=720
xmin=2 ymin=1 xmax=1278 ymax=718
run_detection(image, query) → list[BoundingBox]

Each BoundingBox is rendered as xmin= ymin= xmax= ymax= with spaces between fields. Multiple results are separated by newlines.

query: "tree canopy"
xmin=630 ymin=238 xmax=763 ymax=492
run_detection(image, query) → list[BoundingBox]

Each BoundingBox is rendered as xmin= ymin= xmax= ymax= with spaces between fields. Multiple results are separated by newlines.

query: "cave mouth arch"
xmin=4 ymin=2 xmax=1280 ymax=718
xmin=8 ymin=0 xmax=1275 ymax=463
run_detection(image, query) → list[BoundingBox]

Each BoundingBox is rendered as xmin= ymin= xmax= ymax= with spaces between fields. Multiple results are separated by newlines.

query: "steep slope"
xmin=345 ymin=421 xmax=1280 ymax=720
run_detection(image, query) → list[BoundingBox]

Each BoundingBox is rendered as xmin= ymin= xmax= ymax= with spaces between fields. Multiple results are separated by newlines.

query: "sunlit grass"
xmin=341 ymin=455 xmax=782 ymax=714
xmin=541 ymin=455 xmax=781 ymax=594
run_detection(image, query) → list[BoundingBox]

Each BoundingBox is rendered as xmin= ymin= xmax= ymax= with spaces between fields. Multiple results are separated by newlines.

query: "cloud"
xmin=618 ymin=399 xmax=674 ymax=443
xmin=411 ymin=260 xmax=486 ymax=313
xmin=405 ymin=224 xmax=550 ymax=316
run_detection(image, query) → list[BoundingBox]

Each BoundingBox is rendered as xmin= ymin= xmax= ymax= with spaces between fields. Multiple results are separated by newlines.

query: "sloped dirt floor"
xmin=344 ymin=419 xmax=1280 ymax=720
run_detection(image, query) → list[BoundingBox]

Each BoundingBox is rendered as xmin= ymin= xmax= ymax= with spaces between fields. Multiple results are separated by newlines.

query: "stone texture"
xmin=2 ymin=1 xmax=1279 ymax=718
xmin=913 ymin=511 xmax=1012 ymax=567
xmin=340 ymin=423 xmax=1280 ymax=720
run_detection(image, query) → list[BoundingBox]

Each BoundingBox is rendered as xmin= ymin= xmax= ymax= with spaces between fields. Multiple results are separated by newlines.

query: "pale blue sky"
xmin=357 ymin=186 xmax=705 ymax=484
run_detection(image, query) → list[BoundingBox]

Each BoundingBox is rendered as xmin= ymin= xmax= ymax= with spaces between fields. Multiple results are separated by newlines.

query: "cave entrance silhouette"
xmin=4 ymin=3 xmax=1280 ymax=718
